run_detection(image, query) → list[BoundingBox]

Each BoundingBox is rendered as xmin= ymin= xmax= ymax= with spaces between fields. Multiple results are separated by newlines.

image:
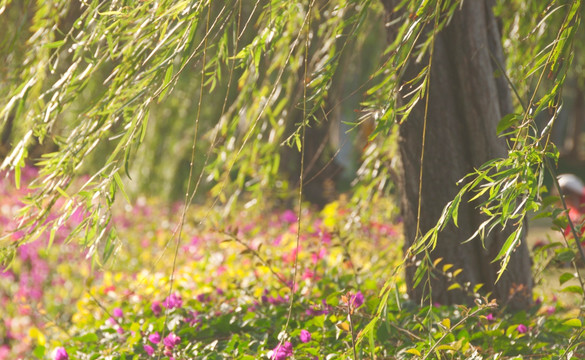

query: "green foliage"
xmin=0 ymin=0 xmax=390 ymax=259
xmin=1 ymin=174 xmax=584 ymax=359
xmin=2 ymin=0 xmax=585 ymax=357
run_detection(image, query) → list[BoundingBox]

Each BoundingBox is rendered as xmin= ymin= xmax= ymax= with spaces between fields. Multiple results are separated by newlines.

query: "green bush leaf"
xmin=561 ymin=285 xmax=583 ymax=295
xmin=562 ymin=318 xmax=582 ymax=327
xmin=559 ymin=272 xmax=575 ymax=285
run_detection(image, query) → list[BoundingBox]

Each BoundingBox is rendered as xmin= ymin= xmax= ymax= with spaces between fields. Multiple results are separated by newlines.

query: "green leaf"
xmin=114 ymin=173 xmax=131 ymax=204
xmin=559 ymin=272 xmax=575 ymax=285
xmin=556 ymin=248 xmax=575 ymax=263
xmin=562 ymin=318 xmax=582 ymax=327
xmin=447 ymin=283 xmax=461 ymax=291
xmin=436 ymin=344 xmax=456 ymax=351
xmin=405 ymin=348 xmax=421 ymax=356
xmin=561 ymin=285 xmax=583 ymax=295
xmin=158 ymin=64 xmax=174 ymax=102
xmin=32 ymin=345 xmax=45 ymax=358
xmin=14 ymin=165 xmax=20 ymax=189
xmin=74 ymin=333 xmax=99 ymax=342
xmin=295 ymin=135 xmax=302 ymax=152
xmin=43 ymin=40 xmax=65 ymax=49
xmin=497 ymin=113 xmax=520 ymax=134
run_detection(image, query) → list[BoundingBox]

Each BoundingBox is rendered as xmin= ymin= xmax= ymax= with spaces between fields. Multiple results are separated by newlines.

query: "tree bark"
xmin=385 ymin=0 xmax=533 ymax=309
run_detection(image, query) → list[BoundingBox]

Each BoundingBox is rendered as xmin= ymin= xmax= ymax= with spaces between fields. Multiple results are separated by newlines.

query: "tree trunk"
xmin=385 ymin=0 xmax=533 ymax=310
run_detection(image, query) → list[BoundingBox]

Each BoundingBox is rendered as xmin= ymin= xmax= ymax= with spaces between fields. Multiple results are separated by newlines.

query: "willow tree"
xmin=0 ymin=0 xmax=581 ymax=310
xmin=385 ymin=0 xmax=535 ymax=309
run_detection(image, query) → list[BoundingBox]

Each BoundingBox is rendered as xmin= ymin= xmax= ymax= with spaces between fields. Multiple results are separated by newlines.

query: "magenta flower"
xmin=54 ymin=347 xmax=69 ymax=360
xmin=148 ymin=332 xmax=161 ymax=344
xmin=299 ymin=329 xmax=311 ymax=343
xmin=185 ymin=310 xmax=200 ymax=326
xmin=163 ymin=293 xmax=183 ymax=309
xmin=516 ymin=324 xmax=528 ymax=334
xmin=113 ymin=307 xmax=123 ymax=318
xmin=151 ymin=301 xmax=162 ymax=316
xmin=486 ymin=313 xmax=495 ymax=321
xmin=272 ymin=341 xmax=293 ymax=360
xmin=350 ymin=291 xmax=364 ymax=309
xmin=281 ymin=210 xmax=298 ymax=223
xmin=163 ymin=333 xmax=181 ymax=348
xmin=144 ymin=344 xmax=155 ymax=356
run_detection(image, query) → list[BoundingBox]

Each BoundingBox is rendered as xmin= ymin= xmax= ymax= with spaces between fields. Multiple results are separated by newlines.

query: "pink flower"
xmin=546 ymin=306 xmax=556 ymax=315
xmin=113 ymin=307 xmax=123 ymax=318
xmin=350 ymin=291 xmax=364 ymax=309
xmin=281 ymin=210 xmax=298 ymax=223
xmin=151 ymin=301 xmax=162 ymax=316
xmin=272 ymin=341 xmax=293 ymax=360
xmin=163 ymin=293 xmax=183 ymax=309
xmin=311 ymin=248 xmax=327 ymax=264
xmin=0 ymin=345 xmax=10 ymax=359
xmin=163 ymin=333 xmax=181 ymax=348
xmin=486 ymin=313 xmax=495 ymax=321
xmin=302 ymin=269 xmax=316 ymax=280
xmin=144 ymin=344 xmax=155 ymax=356
xmin=148 ymin=332 xmax=161 ymax=344
xmin=516 ymin=324 xmax=528 ymax=334
xmin=299 ymin=329 xmax=311 ymax=343
xmin=54 ymin=347 xmax=69 ymax=360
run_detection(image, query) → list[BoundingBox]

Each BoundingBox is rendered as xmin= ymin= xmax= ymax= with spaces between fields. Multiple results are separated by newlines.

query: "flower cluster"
xmin=163 ymin=293 xmax=183 ymax=309
xmin=271 ymin=341 xmax=293 ymax=360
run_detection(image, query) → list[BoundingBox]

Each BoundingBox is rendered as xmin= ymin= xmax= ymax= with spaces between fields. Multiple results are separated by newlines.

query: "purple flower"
xmin=113 ymin=307 xmax=123 ymax=318
xmin=350 ymin=291 xmax=364 ymax=309
xmin=148 ymin=332 xmax=161 ymax=344
xmin=163 ymin=293 xmax=183 ymax=309
xmin=535 ymin=297 xmax=543 ymax=306
xmin=185 ymin=311 xmax=200 ymax=326
xmin=151 ymin=301 xmax=162 ymax=316
xmin=486 ymin=313 xmax=495 ymax=321
xmin=272 ymin=341 xmax=293 ymax=360
xmin=516 ymin=324 xmax=528 ymax=334
xmin=299 ymin=329 xmax=311 ymax=343
xmin=144 ymin=344 xmax=155 ymax=356
xmin=163 ymin=333 xmax=181 ymax=348
xmin=54 ymin=347 xmax=69 ymax=360
xmin=306 ymin=299 xmax=331 ymax=316
xmin=281 ymin=210 xmax=298 ymax=224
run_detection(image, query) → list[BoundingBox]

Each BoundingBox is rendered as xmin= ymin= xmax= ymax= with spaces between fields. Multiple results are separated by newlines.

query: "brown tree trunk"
xmin=385 ymin=1 xmax=533 ymax=310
